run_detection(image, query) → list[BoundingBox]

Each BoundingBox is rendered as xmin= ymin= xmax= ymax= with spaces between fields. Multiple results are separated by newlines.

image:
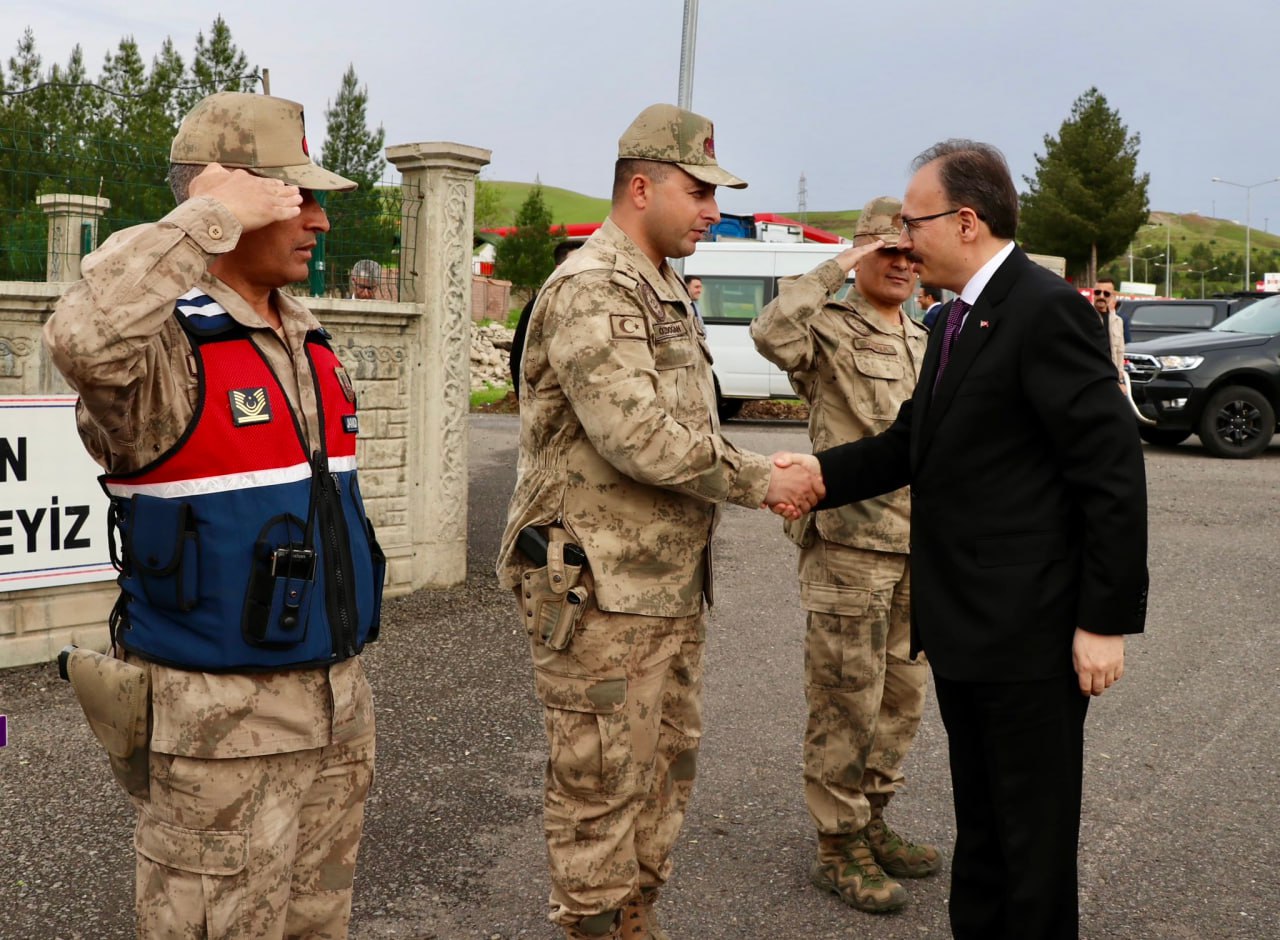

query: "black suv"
xmin=1125 ymin=293 xmax=1280 ymax=458
xmin=1118 ymin=296 xmax=1261 ymax=342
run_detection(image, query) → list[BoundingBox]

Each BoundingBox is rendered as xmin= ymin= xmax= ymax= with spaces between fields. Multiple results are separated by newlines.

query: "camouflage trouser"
xmin=799 ymin=540 xmax=928 ymax=836
xmin=134 ymin=730 xmax=376 ymax=939
xmin=521 ymin=591 xmax=704 ymax=928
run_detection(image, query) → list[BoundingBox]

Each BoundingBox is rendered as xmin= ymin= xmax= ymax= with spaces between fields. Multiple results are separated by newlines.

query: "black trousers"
xmin=933 ymin=673 xmax=1090 ymax=940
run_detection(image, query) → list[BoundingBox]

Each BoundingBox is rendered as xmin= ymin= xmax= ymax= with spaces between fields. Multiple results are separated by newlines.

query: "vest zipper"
xmin=313 ymin=450 xmax=358 ymax=659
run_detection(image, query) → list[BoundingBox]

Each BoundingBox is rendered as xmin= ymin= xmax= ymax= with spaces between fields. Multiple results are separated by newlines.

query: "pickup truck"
xmin=1117 ymin=297 xmax=1260 ymax=342
xmin=1124 ymin=293 xmax=1280 ymax=458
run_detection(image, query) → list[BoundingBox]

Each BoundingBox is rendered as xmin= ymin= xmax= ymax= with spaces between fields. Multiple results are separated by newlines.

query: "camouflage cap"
xmin=617 ymin=103 xmax=747 ymax=190
xmin=170 ymin=92 xmax=356 ymax=192
xmin=854 ymin=196 xmax=904 ymax=247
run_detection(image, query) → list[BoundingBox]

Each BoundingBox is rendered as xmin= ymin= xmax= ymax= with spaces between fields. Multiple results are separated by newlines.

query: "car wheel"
xmin=1138 ymin=427 xmax=1191 ymax=447
xmin=1197 ymin=386 xmax=1276 ymax=459
xmin=715 ymin=375 xmax=744 ymax=422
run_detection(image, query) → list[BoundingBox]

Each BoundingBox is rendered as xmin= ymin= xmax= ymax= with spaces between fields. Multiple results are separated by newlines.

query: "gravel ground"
xmin=1 ymin=415 xmax=1277 ymax=940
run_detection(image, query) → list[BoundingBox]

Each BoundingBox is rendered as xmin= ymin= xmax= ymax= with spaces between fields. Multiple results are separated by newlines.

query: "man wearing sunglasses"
xmin=1091 ymin=278 xmax=1126 ymax=382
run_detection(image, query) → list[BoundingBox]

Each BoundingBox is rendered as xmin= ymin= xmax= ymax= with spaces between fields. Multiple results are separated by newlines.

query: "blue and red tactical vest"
xmin=102 ymin=290 xmax=385 ymax=671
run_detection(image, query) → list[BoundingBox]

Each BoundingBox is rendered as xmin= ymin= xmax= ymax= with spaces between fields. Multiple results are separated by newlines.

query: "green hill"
xmin=484 ymin=181 xmax=610 ymax=227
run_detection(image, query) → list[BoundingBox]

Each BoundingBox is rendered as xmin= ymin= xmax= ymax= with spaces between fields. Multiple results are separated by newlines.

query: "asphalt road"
xmin=1 ymin=415 xmax=1277 ymax=939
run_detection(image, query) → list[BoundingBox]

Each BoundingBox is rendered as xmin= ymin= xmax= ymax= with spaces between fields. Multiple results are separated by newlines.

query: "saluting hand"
xmin=833 ymin=238 xmax=886 ymax=274
xmin=189 ymin=163 xmax=303 ymax=232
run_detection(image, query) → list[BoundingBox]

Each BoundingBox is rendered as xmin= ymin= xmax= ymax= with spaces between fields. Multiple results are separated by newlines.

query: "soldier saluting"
xmin=45 ymin=92 xmax=384 ymax=938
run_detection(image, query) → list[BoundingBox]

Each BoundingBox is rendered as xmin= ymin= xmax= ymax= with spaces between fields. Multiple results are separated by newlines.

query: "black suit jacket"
xmin=816 ymin=247 xmax=1148 ymax=682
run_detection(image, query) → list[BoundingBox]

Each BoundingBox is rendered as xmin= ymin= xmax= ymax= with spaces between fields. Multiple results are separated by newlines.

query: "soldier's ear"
xmin=628 ymin=171 xmax=657 ymax=211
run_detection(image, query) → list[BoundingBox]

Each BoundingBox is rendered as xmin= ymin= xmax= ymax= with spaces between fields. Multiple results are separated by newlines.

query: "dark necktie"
xmin=933 ymin=298 xmax=970 ymax=393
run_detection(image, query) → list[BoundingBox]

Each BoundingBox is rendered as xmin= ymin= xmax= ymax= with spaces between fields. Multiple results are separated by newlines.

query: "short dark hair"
xmin=918 ymin=283 xmax=942 ymax=302
xmin=1095 ymin=276 xmax=1117 ymax=288
xmin=167 ymin=163 xmax=204 ymax=204
xmin=684 ymin=274 xmax=702 ymax=286
xmin=553 ymin=241 xmax=581 ymax=265
xmin=912 ymin=139 xmax=1018 ymax=239
xmin=612 ymin=158 xmax=670 ymax=204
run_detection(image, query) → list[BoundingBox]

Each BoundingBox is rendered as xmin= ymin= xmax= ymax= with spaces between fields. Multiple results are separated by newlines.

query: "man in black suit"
xmin=775 ymin=139 xmax=1148 ymax=939
xmin=917 ymin=283 xmax=944 ymax=329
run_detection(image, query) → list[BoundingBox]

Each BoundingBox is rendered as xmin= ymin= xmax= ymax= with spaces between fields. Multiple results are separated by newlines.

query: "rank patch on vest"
xmin=335 ymin=366 xmax=356 ymax=404
xmin=229 ymin=387 xmax=273 ymax=426
xmin=343 ymin=414 xmax=359 ymax=434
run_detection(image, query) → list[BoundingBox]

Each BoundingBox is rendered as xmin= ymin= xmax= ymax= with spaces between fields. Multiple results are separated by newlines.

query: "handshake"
xmin=763 ymin=452 xmax=825 ymax=520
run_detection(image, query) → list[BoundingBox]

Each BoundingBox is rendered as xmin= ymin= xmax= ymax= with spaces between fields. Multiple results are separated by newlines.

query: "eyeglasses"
xmin=1093 ymin=289 xmax=1113 ymax=298
xmin=900 ymin=208 xmax=960 ymax=237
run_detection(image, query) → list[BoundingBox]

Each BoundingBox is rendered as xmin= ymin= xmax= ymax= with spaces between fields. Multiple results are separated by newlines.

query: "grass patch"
xmin=470 ymin=384 xmax=512 ymax=408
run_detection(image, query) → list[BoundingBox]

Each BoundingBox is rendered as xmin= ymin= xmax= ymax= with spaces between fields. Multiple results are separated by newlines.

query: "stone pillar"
xmin=36 ymin=194 xmax=111 ymax=282
xmin=385 ymin=142 xmax=491 ymax=589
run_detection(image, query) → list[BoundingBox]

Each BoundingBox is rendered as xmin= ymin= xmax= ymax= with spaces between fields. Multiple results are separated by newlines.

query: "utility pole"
xmin=677 ymin=1 xmax=698 ymax=111
xmin=797 ymin=172 xmax=807 ymax=224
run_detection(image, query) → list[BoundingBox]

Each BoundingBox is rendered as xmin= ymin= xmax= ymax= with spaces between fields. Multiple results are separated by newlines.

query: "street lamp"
xmin=1141 ymin=221 xmax=1172 ymax=296
xmin=1135 ymin=243 xmax=1162 ymax=283
xmin=1211 ymin=176 xmax=1280 ymax=290
xmin=1179 ymin=264 xmax=1219 ymax=299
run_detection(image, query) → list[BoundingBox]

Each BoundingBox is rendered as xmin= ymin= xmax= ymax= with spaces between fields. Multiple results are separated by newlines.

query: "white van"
xmin=684 ymin=241 xmax=857 ymax=419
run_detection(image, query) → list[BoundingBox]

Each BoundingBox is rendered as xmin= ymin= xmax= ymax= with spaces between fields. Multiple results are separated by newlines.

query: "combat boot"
xmin=810 ymin=832 xmax=907 ymax=913
xmin=862 ymin=817 xmax=942 ymax=878
xmin=563 ymin=910 xmax=621 ymax=940
xmin=619 ymin=889 xmax=670 ymax=940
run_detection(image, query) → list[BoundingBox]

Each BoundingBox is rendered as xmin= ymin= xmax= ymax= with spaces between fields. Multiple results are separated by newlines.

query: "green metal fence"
xmin=0 ymin=124 xmax=415 ymax=297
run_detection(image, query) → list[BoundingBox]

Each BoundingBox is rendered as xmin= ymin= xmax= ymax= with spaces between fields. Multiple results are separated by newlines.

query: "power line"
xmin=0 ymin=73 xmax=262 ymax=99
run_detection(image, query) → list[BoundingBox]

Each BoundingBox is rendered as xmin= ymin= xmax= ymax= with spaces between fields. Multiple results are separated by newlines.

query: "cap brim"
xmin=257 ymin=163 xmax=358 ymax=192
xmin=855 ymin=231 xmax=903 ymax=247
xmin=679 ymin=162 xmax=748 ymax=190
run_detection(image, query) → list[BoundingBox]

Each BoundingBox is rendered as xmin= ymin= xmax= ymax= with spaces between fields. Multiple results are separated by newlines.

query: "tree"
xmin=178 ymin=15 xmax=256 ymax=112
xmin=495 ymin=182 xmax=563 ymax=295
xmin=1018 ymin=88 xmax=1150 ymax=284
xmin=474 ymin=177 xmax=504 ymax=230
xmin=318 ymin=64 xmax=394 ymax=292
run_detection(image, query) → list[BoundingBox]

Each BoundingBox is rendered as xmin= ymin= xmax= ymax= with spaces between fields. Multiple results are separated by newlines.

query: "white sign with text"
xmin=0 ymin=396 xmax=114 ymax=592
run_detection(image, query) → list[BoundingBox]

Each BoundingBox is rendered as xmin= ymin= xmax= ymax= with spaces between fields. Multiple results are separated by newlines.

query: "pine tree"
xmin=319 ymin=64 xmax=392 ymax=292
xmin=1018 ymin=87 xmax=1150 ymax=283
xmin=496 ymin=182 xmax=564 ymax=294
xmin=178 ymin=15 xmax=256 ymax=112
xmin=0 ymin=29 xmax=47 ymax=279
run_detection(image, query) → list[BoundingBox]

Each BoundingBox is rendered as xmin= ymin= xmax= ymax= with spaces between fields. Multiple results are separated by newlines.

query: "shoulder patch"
xmin=610 ymin=314 xmax=649 ymax=341
xmin=640 ymin=282 xmax=666 ymax=321
xmin=610 ymin=269 xmax=639 ymax=292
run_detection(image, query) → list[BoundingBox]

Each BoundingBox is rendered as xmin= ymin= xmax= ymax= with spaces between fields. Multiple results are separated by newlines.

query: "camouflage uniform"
xmin=751 ymin=230 xmax=930 ymax=844
xmin=44 ymin=194 xmax=374 ymax=938
xmin=496 ymin=215 xmax=772 ymax=929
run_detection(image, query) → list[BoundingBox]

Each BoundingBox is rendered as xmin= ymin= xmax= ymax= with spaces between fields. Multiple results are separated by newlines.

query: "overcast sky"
xmin=9 ymin=0 xmax=1280 ymax=228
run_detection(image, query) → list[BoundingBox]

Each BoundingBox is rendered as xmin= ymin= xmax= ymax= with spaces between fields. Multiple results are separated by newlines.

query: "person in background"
xmin=918 ymin=283 xmax=944 ymax=328
xmin=1091 ymin=276 xmax=1126 ymax=382
xmin=753 ymin=196 xmax=939 ymax=915
xmin=509 ymin=240 xmax=582 ymax=398
xmin=350 ymin=258 xmax=382 ymax=299
xmin=685 ymin=274 xmax=705 ymax=323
